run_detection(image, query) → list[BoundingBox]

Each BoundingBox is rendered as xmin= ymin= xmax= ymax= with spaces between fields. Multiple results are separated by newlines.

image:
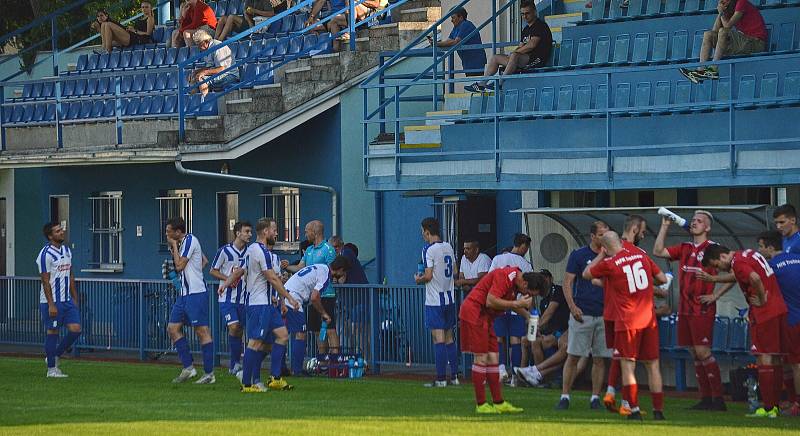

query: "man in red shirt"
xmin=171 ymin=0 xmax=218 ymax=48
xmin=653 ymin=210 xmax=732 ymax=411
xmin=681 ymin=0 xmax=766 ymax=82
xmin=459 ymin=267 xmax=545 ymax=414
xmin=702 ymin=245 xmax=789 ymax=418
xmin=584 ymin=231 xmax=668 ymax=421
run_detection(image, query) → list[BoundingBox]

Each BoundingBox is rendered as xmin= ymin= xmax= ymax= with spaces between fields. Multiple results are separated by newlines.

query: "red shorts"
xmin=614 ymin=323 xmax=660 ymax=361
xmin=750 ymin=314 xmax=787 ymax=355
xmin=460 ymin=317 xmax=498 ymax=354
xmin=677 ymin=315 xmax=715 ymax=348
xmin=785 ymin=322 xmax=800 ymax=364
xmin=604 ymin=320 xmax=616 ymax=349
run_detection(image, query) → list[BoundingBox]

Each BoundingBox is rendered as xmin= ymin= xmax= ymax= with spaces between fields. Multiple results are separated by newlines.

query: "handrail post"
xmin=491 ymin=0 xmax=497 ymax=57
xmin=115 ymin=77 xmax=123 ymax=145
xmin=138 ymin=282 xmax=146 ymax=361
xmin=349 ymin=0 xmax=356 ymax=52
xmin=447 ymin=53 xmax=455 ymax=95
xmin=51 ymin=17 xmax=60 ymax=77
xmin=379 ymin=55 xmax=386 ymax=134
xmin=606 ymin=72 xmax=612 ymax=182
xmin=177 ymin=65 xmax=185 ymax=142
xmin=394 ymin=85 xmax=401 ymax=182
xmin=369 ymin=286 xmax=380 ymax=374
xmin=55 ymin=79 xmax=63 ymax=148
xmin=729 ymin=62 xmax=736 ymax=177
xmin=432 ymin=33 xmax=438 ymax=112
xmin=1 ymin=85 xmax=6 ymax=151
xmin=363 ymin=88 xmax=369 ymax=185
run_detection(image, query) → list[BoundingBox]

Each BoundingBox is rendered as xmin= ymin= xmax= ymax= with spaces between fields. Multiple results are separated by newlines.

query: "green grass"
xmin=0 ymin=357 xmax=797 ymax=435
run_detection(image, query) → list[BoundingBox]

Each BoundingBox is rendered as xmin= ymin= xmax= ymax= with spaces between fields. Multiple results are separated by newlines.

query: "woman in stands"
xmin=91 ymin=1 xmax=155 ymax=54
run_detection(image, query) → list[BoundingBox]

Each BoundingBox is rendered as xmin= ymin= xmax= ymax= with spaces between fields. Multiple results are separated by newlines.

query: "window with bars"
xmin=261 ymin=187 xmax=301 ymax=251
xmin=433 ymin=197 xmax=459 ymax=249
xmin=87 ymin=191 xmax=123 ymax=271
xmin=157 ymin=189 xmax=193 ymax=250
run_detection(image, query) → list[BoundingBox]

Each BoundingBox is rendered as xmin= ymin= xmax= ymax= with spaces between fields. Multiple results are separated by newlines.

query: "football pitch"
xmin=0 ymin=357 xmax=796 ymax=435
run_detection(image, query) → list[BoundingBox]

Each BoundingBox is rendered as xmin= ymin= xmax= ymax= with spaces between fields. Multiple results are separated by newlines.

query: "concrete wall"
xmin=0 ymin=169 xmax=15 ymax=274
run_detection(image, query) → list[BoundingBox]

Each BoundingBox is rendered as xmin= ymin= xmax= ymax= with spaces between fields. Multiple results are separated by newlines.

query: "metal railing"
xmin=0 ymin=277 xmax=463 ymax=373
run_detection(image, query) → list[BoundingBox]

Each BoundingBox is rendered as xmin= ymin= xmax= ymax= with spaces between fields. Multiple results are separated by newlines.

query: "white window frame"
xmin=156 ymin=189 xmax=193 ymax=251
xmin=261 ymin=187 xmax=301 ymax=252
xmin=84 ymin=191 xmax=124 ymax=272
xmin=433 ymin=196 xmax=459 ymax=249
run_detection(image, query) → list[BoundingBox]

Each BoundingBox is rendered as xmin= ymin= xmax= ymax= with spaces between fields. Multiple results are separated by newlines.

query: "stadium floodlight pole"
xmin=174 ymin=155 xmax=338 ymax=234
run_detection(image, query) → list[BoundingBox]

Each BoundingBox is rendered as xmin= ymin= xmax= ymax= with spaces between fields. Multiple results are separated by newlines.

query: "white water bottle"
xmin=527 ymin=309 xmax=539 ymax=341
xmin=658 ymin=207 xmax=689 ymax=230
xmin=657 ymin=271 xmax=674 ymax=291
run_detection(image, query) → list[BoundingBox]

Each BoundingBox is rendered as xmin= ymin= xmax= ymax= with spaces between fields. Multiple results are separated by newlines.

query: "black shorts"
xmin=307 ymin=296 xmax=337 ymax=331
xmin=128 ymin=31 xmax=153 ymax=46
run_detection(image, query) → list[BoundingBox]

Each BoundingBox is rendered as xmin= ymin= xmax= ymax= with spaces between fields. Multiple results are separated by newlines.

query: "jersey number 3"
xmin=622 ymin=261 xmax=649 ymax=294
xmin=444 ymin=256 xmax=453 ymax=278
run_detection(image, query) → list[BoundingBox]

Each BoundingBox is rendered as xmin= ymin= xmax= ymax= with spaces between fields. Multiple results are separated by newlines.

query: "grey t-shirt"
xmin=205 ymin=39 xmax=233 ymax=76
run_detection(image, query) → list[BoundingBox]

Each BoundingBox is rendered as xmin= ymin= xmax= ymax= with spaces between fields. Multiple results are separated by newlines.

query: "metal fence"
xmin=0 ymin=277 xmax=462 ymax=373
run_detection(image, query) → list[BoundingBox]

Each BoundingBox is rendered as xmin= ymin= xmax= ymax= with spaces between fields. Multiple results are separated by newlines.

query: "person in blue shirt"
xmin=430 ymin=7 xmax=487 ymax=77
xmin=757 ymin=230 xmax=800 ymax=415
xmin=773 ymin=204 xmax=800 ymax=255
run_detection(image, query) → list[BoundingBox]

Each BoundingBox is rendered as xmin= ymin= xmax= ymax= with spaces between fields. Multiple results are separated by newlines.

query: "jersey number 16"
xmin=622 ymin=261 xmax=649 ymax=294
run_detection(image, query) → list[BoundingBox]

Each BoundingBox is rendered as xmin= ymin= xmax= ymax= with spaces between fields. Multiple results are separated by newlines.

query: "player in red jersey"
xmin=653 ymin=210 xmax=732 ymax=411
xmin=459 ymin=266 xmax=545 ymax=414
xmin=702 ymin=245 xmax=789 ymax=418
xmin=584 ymin=231 xmax=668 ymax=421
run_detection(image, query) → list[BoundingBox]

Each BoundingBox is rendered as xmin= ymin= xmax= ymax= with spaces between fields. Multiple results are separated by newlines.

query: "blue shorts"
xmin=169 ymin=293 xmax=209 ymax=327
xmin=285 ymin=308 xmax=307 ymax=335
xmin=494 ymin=313 xmax=526 ymax=337
xmin=246 ymin=304 xmax=284 ymax=342
xmin=425 ymin=304 xmax=456 ymax=330
xmin=39 ymin=300 xmax=81 ymax=331
xmin=220 ymin=302 xmax=247 ymax=327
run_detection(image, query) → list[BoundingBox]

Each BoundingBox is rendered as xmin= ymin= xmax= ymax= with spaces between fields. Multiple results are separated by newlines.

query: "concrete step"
xmin=444 ymin=92 xmax=492 ymax=112
xmin=424 ymin=109 xmax=466 ymax=126
xmin=223 ymin=111 xmax=282 ymax=141
xmin=368 ymin=21 xmax=434 ymax=50
xmin=391 ymin=0 xmax=441 ymax=22
xmin=544 ymin=12 xmax=586 ymax=29
xmin=400 ymin=7 xmax=441 ymax=23
xmin=403 ymin=124 xmax=441 ymax=147
xmin=284 ymin=66 xmax=312 ymax=84
xmin=563 ymin=0 xmax=591 ymax=14
xmin=344 ymin=37 xmax=371 ymax=52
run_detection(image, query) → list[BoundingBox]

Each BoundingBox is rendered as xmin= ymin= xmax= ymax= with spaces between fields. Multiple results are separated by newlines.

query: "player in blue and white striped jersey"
xmin=414 ymin=217 xmax=459 ymax=387
xmin=37 ymin=222 xmax=82 ymax=378
xmin=165 ymin=217 xmax=215 ymax=385
xmin=283 ymin=257 xmax=350 ymax=376
xmin=210 ymin=221 xmax=252 ymax=376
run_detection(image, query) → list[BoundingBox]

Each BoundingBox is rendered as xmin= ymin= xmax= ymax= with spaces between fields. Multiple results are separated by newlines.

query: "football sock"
xmin=499 ymin=342 xmax=507 ymax=368
xmin=229 ymin=335 xmax=243 ymax=369
xmin=291 ymin=337 xmax=306 ymax=375
xmin=622 ymin=383 xmax=639 ymax=409
xmin=271 ymin=343 xmax=286 ymax=379
xmin=486 ymin=365 xmax=503 ymax=403
xmin=652 ymin=391 xmax=664 ymax=411
xmin=174 ymin=336 xmax=194 ymax=368
xmin=446 ymin=341 xmax=459 ymax=378
xmin=55 ymin=331 xmax=81 ymax=357
xmin=702 ymin=356 xmax=723 ymax=398
xmin=434 ymin=343 xmax=447 ymax=381
xmin=255 ymin=350 xmax=267 ymax=382
xmin=608 ymin=358 xmax=621 ymax=390
xmin=241 ymin=348 xmax=257 ymax=386
xmin=694 ymin=359 xmax=711 ymax=398
xmin=757 ymin=365 xmax=777 ymax=409
xmin=45 ymin=334 xmax=58 ymax=368
xmin=201 ymin=342 xmax=214 ymax=374
xmin=510 ymin=343 xmax=521 ymax=371
xmin=606 ymin=386 xmax=616 ymax=396
xmin=472 ymin=364 xmax=487 ymax=405
xmin=785 ymin=367 xmax=798 ymax=403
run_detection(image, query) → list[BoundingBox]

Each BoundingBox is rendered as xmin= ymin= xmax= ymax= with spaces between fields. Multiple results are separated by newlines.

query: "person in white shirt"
xmin=415 ymin=217 xmax=459 ymax=387
xmin=489 ymin=233 xmax=533 ymax=385
xmin=165 ymin=216 xmax=215 ymax=385
xmin=455 ymin=238 xmax=492 ymax=292
xmin=284 ymin=257 xmax=350 ymax=376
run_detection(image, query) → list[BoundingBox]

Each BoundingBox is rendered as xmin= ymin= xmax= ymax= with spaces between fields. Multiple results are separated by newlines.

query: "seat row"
xmin=583 ymin=0 xmax=800 ymax=25
xmin=659 ymin=316 xmax=751 ymax=352
xmin=467 ymin=70 xmax=800 ymax=117
xmin=14 ymin=72 xmax=182 ymax=102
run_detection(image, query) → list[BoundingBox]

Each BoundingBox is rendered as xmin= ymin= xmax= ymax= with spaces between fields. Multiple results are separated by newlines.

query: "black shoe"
xmin=555 ymin=397 xmax=570 ymax=410
xmin=679 ymin=67 xmax=701 ymax=84
xmin=464 ymin=83 xmax=485 ymax=93
xmin=708 ymin=397 xmax=727 ymax=411
xmin=627 ymin=410 xmax=643 ymax=421
xmin=688 ymin=397 xmax=711 ymax=410
xmin=590 ymin=398 xmax=602 ymax=410
xmin=653 ymin=410 xmax=666 ymax=421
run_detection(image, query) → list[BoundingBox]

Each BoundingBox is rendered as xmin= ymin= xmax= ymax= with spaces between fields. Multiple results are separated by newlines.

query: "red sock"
xmin=785 ymin=367 xmax=798 ymax=403
xmin=608 ymin=358 xmax=621 ymax=389
xmin=758 ymin=365 xmax=777 ymax=409
xmin=774 ymin=365 xmax=785 ymax=403
xmin=622 ymin=383 xmax=639 ymax=409
xmin=472 ymin=364 xmax=487 ymax=405
xmin=703 ymin=357 xmax=723 ymax=398
xmin=651 ymin=391 xmax=664 ymax=411
xmin=486 ymin=365 xmax=504 ymax=403
xmin=694 ymin=360 xmax=711 ymax=398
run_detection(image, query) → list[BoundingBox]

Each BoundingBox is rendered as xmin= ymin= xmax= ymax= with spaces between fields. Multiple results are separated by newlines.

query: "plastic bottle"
xmin=319 ymin=320 xmax=328 ymax=342
xmin=348 ymin=356 xmax=355 ymax=379
xmin=526 ymin=309 xmax=540 ymax=341
xmin=356 ymin=357 xmax=365 ymax=378
xmin=745 ymin=375 xmax=760 ymax=412
xmin=658 ymin=207 xmax=690 ymax=231
xmin=417 ymin=262 xmax=425 ymax=277
xmin=657 ymin=271 xmax=674 ymax=291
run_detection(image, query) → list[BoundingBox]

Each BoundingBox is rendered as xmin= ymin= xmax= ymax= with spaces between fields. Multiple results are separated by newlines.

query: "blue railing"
xmin=0 ymin=277 xmax=461 ymax=372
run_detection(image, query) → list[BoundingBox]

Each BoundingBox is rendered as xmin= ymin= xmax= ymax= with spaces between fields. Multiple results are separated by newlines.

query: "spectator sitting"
xmin=215 ymin=0 xmax=279 ymax=41
xmin=329 ymin=236 xmax=368 ymax=284
xmin=429 ymin=6 xmax=487 ymax=77
xmin=90 ymin=2 xmax=155 ymax=54
xmin=306 ymin=0 xmax=386 ymax=51
xmin=188 ymin=30 xmax=239 ymax=97
xmin=465 ymin=0 xmax=551 ymax=93
xmin=680 ymin=0 xmax=766 ymax=83
xmin=171 ymin=0 xmax=217 ymax=48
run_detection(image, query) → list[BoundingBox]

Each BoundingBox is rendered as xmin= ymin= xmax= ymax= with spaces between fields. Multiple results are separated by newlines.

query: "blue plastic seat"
xmin=128 ymin=50 xmax=144 ymax=69
xmin=502 ymin=89 xmax=520 ymax=113
xmin=152 ymin=48 xmax=166 ymax=66
xmin=120 ymin=75 xmax=133 ymax=93
xmin=303 ymin=34 xmax=319 ymax=55
xmin=774 ymin=22 xmax=795 ymax=52
xmin=468 ymin=94 xmax=485 ymax=116
xmin=102 ymin=99 xmax=116 ymax=118
xmin=693 ymin=80 xmax=712 ymax=112
xmin=234 ymin=41 xmax=250 ymax=61
xmin=66 ymin=101 xmax=81 ymax=120
xmin=76 ymin=54 xmax=88 ymax=72
xmin=107 ymin=51 xmax=121 ymax=70
xmin=141 ymin=49 xmax=155 ymax=68
xmin=86 ymin=78 xmax=99 ymax=95
xmin=292 ymin=14 xmax=306 ymax=32
xmin=520 ymin=88 xmax=537 ymax=112
xmin=664 ymin=0 xmax=680 ymax=14
xmin=79 ymin=100 xmax=93 ymax=119
xmin=273 ymin=37 xmax=290 ymax=60
xmin=595 ymin=84 xmax=609 ymax=113
xmin=227 ymin=0 xmax=241 ymax=16
xmin=126 ymin=97 xmax=141 ymax=116
xmin=176 ymin=47 xmax=189 ymax=64
xmin=137 ymin=96 xmax=153 ymax=116
xmin=152 ymin=26 xmax=165 ymax=44
xmin=154 ymin=73 xmax=168 ymax=92
xmin=41 ymin=82 xmax=54 ymax=99
xmin=729 ymin=317 xmax=749 ymax=350
xmin=150 ymin=95 xmax=165 ymax=115
xmin=713 ymin=77 xmax=731 ymax=110
xmin=287 ymin=36 xmax=303 ymax=58
xmin=587 ymin=0 xmax=606 ymax=22
xmin=614 ymin=82 xmax=632 ymax=112
xmin=651 ymin=32 xmax=668 ymax=63
xmin=626 ymin=0 xmax=644 ymax=17
xmin=591 ymin=36 xmax=610 ymax=66
xmin=96 ymin=77 xmax=110 ymax=95
xmin=2 ymin=106 xmax=12 ymax=124
xmin=609 ymin=0 xmax=625 ymax=20
xmin=45 ymin=103 xmax=56 ymax=122
xmin=253 ymin=62 xmax=274 ymax=85
xmin=216 ymin=0 xmax=229 ymax=15
xmin=10 ymin=105 xmax=25 ymax=123
xmin=164 ymin=95 xmax=178 ymax=114
xmin=260 ymin=38 xmax=279 ymax=59
xmin=143 ymin=73 xmax=157 ymax=92
xmin=96 ymin=53 xmax=110 ymax=70
xmin=684 ymin=0 xmax=701 ymax=13
xmin=119 ymin=50 xmax=132 ymax=69
xmin=612 ymin=34 xmax=630 ymax=64
xmin=658 ymin=317 xmax=673 ymax=348
xmin=21 ymin=83 xmax=33 ymax=100
xmin=644 ymin=0 xmax=661 ymax=15
xmin=557 ymin=85 xmax=574 ymax=114
xmin=131 ymin=74 xmax=145 ymax=93
xmin=670 ymin=30 xmax=688 ymax=61
xmin=691 ymin=30 xmax=705 ymax=59
xmin=674 ymin=80 xmax=692 ymax=112
xmin=736 ymin=74 xmax=757 ymax=108
xmin=30 ymin=82 xmax=43 ymax=99
xmin=703 ymin=0 xmax=719 ymax=11
xmin=633 ymin=82 xmax=651 ymax=113
xmin=652 ymin=80 xmax=670 ymax=114
xmin=90 ymin=100 xmax=105 ymax=118
xmin=166 ymin=72 xmax=179 ymax=89
xmin=783 ymin=71 xmax=800 ymax=105
xmin=86 ymin=53 xmax=100 ymax=71
xmin=484 ymin=94 xmax=498 ymax=114
xmin=558 ymin=39 xmax=574 ymax=67
xmin=575 ymin=38 xmax=592 ymax=67
xmin=32 ymin=103 xmax=46 ymax=122
xmin=539 ymin=87 xmax=555 ymax=114
xmin=165 ymin=47 xmax=178 ymax=65
xmin=575 ymin=85 xmax=592 ymax=113
xmin=279 ymin=14 xmax=295 ymax=35
xmin=758 ymin=72 xmax=779 ymax=106
xmin=631 ymin=33 xmax=649 ymax=64
xmin=266 ymin=18 xmax=283 ymax=35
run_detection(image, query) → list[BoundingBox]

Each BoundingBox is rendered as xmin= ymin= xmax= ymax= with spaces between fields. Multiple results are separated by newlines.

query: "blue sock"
xmin=446 ymin=341 xmax=459 ymax=378
xmin=201 ymin=342 xmax=214 ymax=374
xmin=174 ymin=337 xmax=194 ymax=368
xmin=434 ymin=343 xmax=447 ymax=381
xmin=510 ymin=343 xmax=521 ymax=370
xmin=229 ymin=335 xmax=242 ymax=369
xmin=291 ymin=338 xmax=306 ymax=375
xmin=271 ymin=343 xmax=286 ymax=378
xmin=241 ymin=348 xmax=257 ymax=386
xmin=254 ymin=351 xmax=265 ymax=384
xmin=55 ymin=331 xmax=81 ymax=357
xmin=499 ymin=341 xmax=507 ymax=367
xmin=45 ymin=334 xmax=58 ymax=368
